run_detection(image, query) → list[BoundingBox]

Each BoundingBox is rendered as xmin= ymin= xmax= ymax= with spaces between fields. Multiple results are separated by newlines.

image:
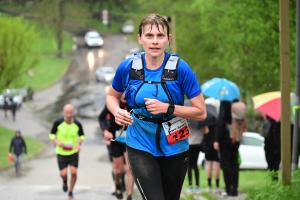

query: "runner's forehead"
xmin=63 ymin=105 xmax=74 ymax=112
xmin=142 ymin=24 xmax=166 ymax=34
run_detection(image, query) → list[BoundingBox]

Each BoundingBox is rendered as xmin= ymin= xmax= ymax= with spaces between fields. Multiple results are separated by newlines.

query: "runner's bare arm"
xmin=106 ymin=86 xmax=133 ymax=126
xmin=144 ymin=93 xmax=206 ymax=121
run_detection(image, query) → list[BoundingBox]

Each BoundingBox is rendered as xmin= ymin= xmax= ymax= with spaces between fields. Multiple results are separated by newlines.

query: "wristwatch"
xmin=167 ymin=104 xmax=175 ymax=115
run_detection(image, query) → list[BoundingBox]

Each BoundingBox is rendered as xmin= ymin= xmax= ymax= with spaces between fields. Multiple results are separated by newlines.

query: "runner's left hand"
xmin=144 ymin=98 xmax=168 ymax=115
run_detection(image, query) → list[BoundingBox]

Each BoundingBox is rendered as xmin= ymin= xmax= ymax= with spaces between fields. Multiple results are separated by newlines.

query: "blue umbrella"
xmin=201 ymin=78 xmax=240 ymax=101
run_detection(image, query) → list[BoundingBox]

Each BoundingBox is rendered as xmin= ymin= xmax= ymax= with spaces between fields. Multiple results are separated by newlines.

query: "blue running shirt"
xmin=112 ymin=52 xmax=201 ymax=156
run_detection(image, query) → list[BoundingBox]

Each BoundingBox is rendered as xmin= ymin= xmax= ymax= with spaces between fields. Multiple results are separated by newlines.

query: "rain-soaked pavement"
xmin=0 ymin=33 xmax=144 ymax=200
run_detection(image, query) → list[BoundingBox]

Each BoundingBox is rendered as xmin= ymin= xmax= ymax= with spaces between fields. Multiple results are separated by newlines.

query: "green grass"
xmin=1 ymin=16 xmax=73 ymax=91
xmin=181 ymin=167 xmax=267 ymax=200
xmin=33 ymin=24 xmax=74 ymax=55
xmin=246 ymin=170 xmax=300 ymax=200
xmin=22 ymin=21 xmax=73 ymax=91
xmin=21 ymin=56 xmax=70 ymax=91
xmin=181 ymin=168 xmax=300 ymax=199
xmin=0 ymin=126 xmax=44 ymax=170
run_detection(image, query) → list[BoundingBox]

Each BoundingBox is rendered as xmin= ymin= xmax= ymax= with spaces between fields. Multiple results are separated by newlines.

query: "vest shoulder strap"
xmin=162 ymin=55 xmax=179 ymax=81
xmin=130 ymin=53 xmax=144 ymax=80
xmin=129 ymin=53 xmax=179 ymax=81
xmin=165 ymin=55 xmax=179 ymax=70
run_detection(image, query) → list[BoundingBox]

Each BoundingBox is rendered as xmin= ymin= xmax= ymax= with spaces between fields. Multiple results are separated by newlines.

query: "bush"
xmin=248 ymin=170 xmax=300 ymax=200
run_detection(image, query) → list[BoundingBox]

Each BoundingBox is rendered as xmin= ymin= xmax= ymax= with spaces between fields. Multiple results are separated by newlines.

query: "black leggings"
xmin=127 ymin=146 xmax=188 ymax=200
xmin=187 ymin=144 xmax=202 ymax=186
xmin=220 ymin=141 xmax=239 ymax=196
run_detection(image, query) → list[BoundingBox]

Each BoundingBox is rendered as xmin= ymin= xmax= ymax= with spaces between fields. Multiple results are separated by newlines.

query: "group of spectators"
xmin=2 ymin=96 xmax=18 ymax=121
xmin=186 ymin=100 xmax=285 ymax=198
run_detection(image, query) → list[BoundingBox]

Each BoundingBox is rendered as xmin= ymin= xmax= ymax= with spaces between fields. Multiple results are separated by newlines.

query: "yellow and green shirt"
xmin=49 ymin=118 xmax=85 ymax=156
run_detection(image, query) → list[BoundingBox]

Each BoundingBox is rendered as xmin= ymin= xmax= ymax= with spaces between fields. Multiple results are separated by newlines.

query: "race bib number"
xmin=162 ymin=117 xmax=190 ymax=145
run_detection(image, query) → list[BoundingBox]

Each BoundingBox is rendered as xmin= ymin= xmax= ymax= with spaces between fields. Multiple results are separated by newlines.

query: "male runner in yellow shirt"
xmin=49 ymin=104 xmax=85 ymax=200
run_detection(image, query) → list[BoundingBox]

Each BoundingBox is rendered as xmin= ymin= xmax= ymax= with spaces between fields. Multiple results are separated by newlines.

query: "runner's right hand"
xmin=114 ymin=108 xmax=133 ymax=126
xmin=103 ymin=130 xmax=113 ymax=145
xmin=56 ymin=141 xmax=64 ymax=148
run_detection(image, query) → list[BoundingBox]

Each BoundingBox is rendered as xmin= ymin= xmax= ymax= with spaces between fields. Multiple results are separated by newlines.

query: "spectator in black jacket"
xmin=213 ymin=101 xmax=239 ymax=197
xmin=9 ymin=130 xmax=27 ymax=175
xmin=263 ymin=115 xmax=281 ymax=181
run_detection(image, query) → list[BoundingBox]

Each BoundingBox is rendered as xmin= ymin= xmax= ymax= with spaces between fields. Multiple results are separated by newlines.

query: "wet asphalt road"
xmin=0 ymin=33 xmax=143 ymax=200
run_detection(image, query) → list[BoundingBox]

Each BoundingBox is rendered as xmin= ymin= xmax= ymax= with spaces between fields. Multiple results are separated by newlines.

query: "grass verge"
xmin=22 ymin=56 xmax=70 ymax=91
xmin=246 ymin=170 xmax=300 ymax=200
xmin=0 ymin=126 xmax=44 ymax=170
xmin=21 ymin=20 xmax=73 ymax=91
xmin=181 ymin=168 xmax=267 ymax=200
xmin=181 ymin=168 xmax=300 ymax=199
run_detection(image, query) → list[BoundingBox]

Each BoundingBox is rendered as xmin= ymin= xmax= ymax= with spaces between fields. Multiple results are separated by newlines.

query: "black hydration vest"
xmin=129 ymin=53 xmax=179 ymax=81
xmin=128 ymin=53 xmax=181 ymax=155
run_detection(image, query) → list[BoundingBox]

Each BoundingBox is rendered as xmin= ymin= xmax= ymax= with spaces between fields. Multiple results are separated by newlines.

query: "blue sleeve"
xmin=112 ymin=59 xmax=131 ymax=93
xmin=177 ymin=59 xmax=201 ymax=99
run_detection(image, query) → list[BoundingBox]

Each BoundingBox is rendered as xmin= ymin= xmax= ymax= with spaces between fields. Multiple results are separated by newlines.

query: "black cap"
xmin=15 ymin=130 xmax=21 ymax=134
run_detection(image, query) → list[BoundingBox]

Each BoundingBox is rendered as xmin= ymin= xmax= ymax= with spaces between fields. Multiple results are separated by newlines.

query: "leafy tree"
xmin=0 ymin=16 xmax=39 ymax=91
xmin=37 ymin=0 xmax=90 ymax=57
xmin=191 ymin=0 xmax=296 ymax=97
xmin=135 ymin=0 xmax=296 ymax=99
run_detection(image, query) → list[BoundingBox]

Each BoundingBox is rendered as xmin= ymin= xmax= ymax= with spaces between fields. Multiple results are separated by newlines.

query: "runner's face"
xmin=64 ymin=107 xmax=74 ymax=123
xmin=138 ymin=24 xmax=170 ymax=58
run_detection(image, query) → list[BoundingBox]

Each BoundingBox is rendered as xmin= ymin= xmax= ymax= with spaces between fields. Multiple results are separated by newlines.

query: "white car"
xmin=95 ymin=66 xmax=115 ymax=83
xmin=122 ymin=20 xmax=134 ymax=34
xmin=198 ymin=132 xmax=268 ymax=169
xmin=84 ymin=31 xmax=104 ymax=48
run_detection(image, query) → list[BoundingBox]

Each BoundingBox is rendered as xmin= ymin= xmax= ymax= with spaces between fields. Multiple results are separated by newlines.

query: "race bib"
xmin=162 ymin=117 xmax=190 ymax=145
xmin=62 ymin=142 xmax=73 ymax=151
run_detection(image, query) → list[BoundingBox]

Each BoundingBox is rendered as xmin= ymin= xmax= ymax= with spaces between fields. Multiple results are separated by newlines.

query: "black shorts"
xmin=111 ymin=141 xmax=126 ymax=158
xmin=205 ymin=150 xmax=220 ymax=162
xmin=57 ymin=153 xmax=79 ymax=170
xmin=107 ymin=145 xmax=113 ymax=162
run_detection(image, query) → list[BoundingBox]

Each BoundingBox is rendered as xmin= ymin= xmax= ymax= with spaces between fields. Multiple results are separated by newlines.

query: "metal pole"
xmin=280 ymin=0 xmax=291 ymax=185
xmin=292 ymin=0 xmax=300 ymax=172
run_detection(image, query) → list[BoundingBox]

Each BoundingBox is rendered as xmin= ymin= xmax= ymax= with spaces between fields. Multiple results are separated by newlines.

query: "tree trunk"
xmin=99 ymin=0 xmax=104 ymax=20
xmin=56 ymin=0 xmax=65 ymax=58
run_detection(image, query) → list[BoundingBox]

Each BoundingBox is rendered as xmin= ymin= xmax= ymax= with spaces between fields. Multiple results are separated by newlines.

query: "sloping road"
xmin=0 ymin=33 xmax=142 ymax=200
